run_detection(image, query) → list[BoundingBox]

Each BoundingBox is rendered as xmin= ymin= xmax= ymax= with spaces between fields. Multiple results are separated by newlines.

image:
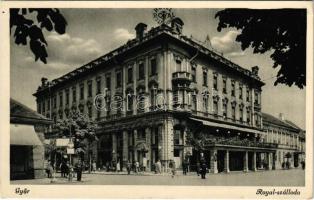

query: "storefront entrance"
xmin=229 ymin=151 xmax=244 ymax=171
xmin=10 ymin=145 xmax=33 ymax=180
xmin=217 ymin=150 xmax=225 ymax=173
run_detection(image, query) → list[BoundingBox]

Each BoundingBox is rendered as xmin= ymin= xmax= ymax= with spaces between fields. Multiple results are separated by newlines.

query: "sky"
xmin=10 ymin=8 xmax=306 ymax=129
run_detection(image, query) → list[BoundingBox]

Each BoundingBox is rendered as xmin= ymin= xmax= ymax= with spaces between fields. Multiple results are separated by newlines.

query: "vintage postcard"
xmin=0 ymin=1 xmax=313 ymax=199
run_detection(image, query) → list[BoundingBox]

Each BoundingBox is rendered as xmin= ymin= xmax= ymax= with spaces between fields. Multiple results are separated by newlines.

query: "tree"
xmin=10 ymin=8 xmax=67 ymax=64
xmin=215 ymin=9 xmax=306 ymax=88
xmin=55 ymin=111 xmax=98 ymax=167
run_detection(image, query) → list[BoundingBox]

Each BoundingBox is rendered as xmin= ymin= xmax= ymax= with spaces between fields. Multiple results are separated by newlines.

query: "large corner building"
xmin=34 ymin=17 xmax=305 ymax=173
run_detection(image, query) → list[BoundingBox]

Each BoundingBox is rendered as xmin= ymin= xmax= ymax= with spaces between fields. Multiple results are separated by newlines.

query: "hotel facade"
xmin=34 ymin=18 xmax=305 ymax=173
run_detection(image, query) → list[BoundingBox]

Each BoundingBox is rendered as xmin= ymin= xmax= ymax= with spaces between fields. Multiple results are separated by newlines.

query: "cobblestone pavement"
xmin=11 ymin=168 xmax=305 ymax=186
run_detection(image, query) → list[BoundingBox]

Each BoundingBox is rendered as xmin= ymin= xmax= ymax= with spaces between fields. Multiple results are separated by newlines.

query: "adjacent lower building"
xmin=262 ymin=113 xmax=306 ymax=170
xmin=33 ymin=16 xmax=305 ymax=173
xmin=10 ymin=99 xmax=52 ymax=180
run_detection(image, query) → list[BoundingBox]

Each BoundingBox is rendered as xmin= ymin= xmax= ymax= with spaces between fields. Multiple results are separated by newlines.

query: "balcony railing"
xmin=204 ymin=137 xmax=278 ymax=149
xmin=172 ymin=71 xmax=192 ymax=83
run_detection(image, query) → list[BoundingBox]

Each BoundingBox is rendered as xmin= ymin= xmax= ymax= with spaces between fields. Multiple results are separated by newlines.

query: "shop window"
xmin=174 ymin=130 xmax=181 ymax=145
xmin=174 ymin=149 xmax=180 ymax=157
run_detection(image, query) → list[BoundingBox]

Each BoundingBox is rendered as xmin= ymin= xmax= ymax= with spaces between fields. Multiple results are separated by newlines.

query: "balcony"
xmin=204 ymin=136 xmax=278 ymax=149
xmin=172 ymin=71 xmax=192 ymax=84
xmin=254 ymin=101 xmax=261 ymax=109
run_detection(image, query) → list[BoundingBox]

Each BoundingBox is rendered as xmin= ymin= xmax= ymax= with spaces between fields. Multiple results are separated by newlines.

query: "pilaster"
xmin=122 ymin=130 xmax=128 ymax=171
xmin=243 ymin=151 xmax=249 ymax=172
xmin=145 ymin=127 xmax=152 ymax=171
xmin=252 ymin=151 xmax=257 ymax=171
xmin=210 ymin=149 xmax=218 ymax=173
xmin=224 ymin=150 xmax=230 ymax=173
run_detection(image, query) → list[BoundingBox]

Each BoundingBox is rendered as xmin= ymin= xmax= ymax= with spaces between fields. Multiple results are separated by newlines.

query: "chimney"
xmin=171 ymin=17 xmax=184 ymax=34
xmin=279 ymin=113 xmax=285 ymax=121
xmin=41 ymin=77 xmax=48 ymax=87
xmin=251 ymin=66 xmax=259 ymax=76
xmin=135 ymin=23 xmax=147 ymax=41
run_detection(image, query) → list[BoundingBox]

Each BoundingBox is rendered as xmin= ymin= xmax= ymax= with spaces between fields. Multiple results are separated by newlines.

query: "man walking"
xmin=75 ymin=160 xmax=83 ymax=181
xmin=200 ymin=161 xmax=207 ymax=179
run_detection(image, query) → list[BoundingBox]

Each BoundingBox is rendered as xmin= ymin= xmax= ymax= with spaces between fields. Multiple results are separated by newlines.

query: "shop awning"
xmin=190 ymin=117 xmax=263 ymax=135
xmin=10 ymin=124 xmax=43 ymax=146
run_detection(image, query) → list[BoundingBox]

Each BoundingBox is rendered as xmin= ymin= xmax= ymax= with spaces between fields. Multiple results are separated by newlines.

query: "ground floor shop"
xmin=10 ymin=124 xmax=45 ymax=180
xmin=92 ymin=112 xmax=293 ymax=173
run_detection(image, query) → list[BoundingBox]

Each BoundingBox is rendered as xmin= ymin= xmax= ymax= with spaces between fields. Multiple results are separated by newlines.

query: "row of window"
xmin=126 ymin=58 xmax=157 ymax=84
xmin=190 ymin=66 xmax=260 ymax=103
xmin=38 ymin=58 xmax=158 ymax=112
xmin=265 ymin=131 xmax=300 ymax=146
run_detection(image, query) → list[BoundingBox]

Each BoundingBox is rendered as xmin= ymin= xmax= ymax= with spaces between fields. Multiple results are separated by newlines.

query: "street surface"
xmin=11 ymin=168 xmax=304 ymax=186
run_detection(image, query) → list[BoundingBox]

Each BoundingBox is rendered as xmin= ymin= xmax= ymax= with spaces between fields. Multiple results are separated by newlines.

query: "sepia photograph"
xmin=1 ymin=1 xmax=313 ymax=198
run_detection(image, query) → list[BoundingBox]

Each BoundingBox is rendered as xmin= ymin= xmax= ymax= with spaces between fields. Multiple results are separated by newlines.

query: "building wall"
xmin=263 ymin=122 xmax=303 ymax=169
xmin=35 ymin=24 xmax=265 ymax=171
xmin=36 ymin=40 xmax=262 ymax=131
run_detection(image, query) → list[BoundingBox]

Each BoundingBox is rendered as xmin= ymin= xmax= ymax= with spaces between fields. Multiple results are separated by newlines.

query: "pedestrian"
xmin=92 ymin=160 xmax=97 ymax=172
xmin=156 ymin=160 xmax=162 ymax=174
xmin=135 ymin=161 xmax=139 ymax=173
xmin=65 ymin=161 xmax=70 ymax=177
xmin=106 ymin=161 xmax=110 ymax=172
xmin=112 ymin=159 xmax=117 ymax=172
xmin=116 ymin=160 xmax=121 ymax=173
xmin=61 ymin=162 xmax=67 ymax=178
xmin=169 ymin=160 xmax=176 ymax=178
xmin=126 ymin=160 xmax=131 ymax=175
xmin=75 ymin=160 xmax=83 ymax=181
xmin=142 ymin=157 xmax=147 ymax=172
xmin=196 ymin=162 xmax=200 ymax=176
xmin=200 ymin=161 xmax=207 ymax=179
xmin=301 ymin=160 xmax=305 ymax=170
xmin=182 ymin=160 xmax=187 ymax=175
xmin=46 ymin=161 xmax=53 ymax=178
